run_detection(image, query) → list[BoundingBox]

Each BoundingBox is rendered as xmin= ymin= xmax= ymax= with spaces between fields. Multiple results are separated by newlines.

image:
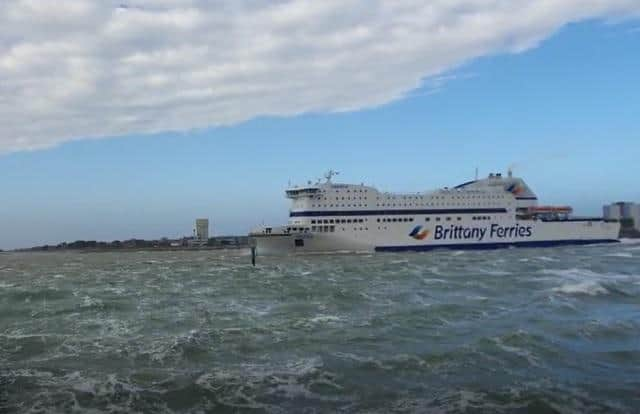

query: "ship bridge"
xmin=286 ymin=186 xmax=320 ymax=199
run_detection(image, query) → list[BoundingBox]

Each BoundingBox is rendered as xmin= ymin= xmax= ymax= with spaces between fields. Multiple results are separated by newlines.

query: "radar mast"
xmin=324 ymin=169 xmax=339 ymax=183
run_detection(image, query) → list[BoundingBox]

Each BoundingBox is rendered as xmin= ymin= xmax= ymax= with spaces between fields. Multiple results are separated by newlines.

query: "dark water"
xmin=1 ymin=243 xmax=639 ymax=413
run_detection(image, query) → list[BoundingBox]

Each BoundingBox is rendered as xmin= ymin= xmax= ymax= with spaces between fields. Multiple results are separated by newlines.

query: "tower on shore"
xmin=195 ymin=218 xmax=209 ymax=242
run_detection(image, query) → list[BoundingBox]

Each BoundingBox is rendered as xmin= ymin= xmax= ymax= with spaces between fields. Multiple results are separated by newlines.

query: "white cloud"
xmin=0 ymin=0 xmax=638 ymax=153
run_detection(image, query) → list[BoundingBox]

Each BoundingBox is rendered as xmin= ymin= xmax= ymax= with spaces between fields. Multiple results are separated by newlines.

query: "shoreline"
xmin=8 ymin=245 xmax=250 ymax=254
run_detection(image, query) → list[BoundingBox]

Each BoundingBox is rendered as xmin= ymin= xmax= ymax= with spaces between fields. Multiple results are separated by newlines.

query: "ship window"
xmin=330 ymin=226 xmax=335 ymax=232
xmin=311 ymin=220 xmax=316 ymax=224
xmin=446 ymin=217 xmax=451 ymax=221
xmin=330 ymin=219 xmax=334 ymax=224
xmin=377 ymin=218 xmax=380 ymax=222
xmin=457 ymin=217 xmax=461 ymax=221
xmin=347 ymin=219 xmax=352 ymax=223
xmin=425 ymin=217 xmax=430 ymax=222
xmin=311 ymin=226 xmax=317 ymax=232
xmin=295 ymin=239 xmax=304 ymax=247
xmin=436 ymin=217 xmax=441 ymax=221
xmin=409 ymin=218 xmax=414 ymax=222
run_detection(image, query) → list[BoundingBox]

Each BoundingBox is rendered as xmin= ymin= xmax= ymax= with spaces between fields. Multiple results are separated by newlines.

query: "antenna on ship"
xmin=475 ymin=167 xmax=478 ymax=181
xmin=325 ymin=169 xmax=339 ymax=183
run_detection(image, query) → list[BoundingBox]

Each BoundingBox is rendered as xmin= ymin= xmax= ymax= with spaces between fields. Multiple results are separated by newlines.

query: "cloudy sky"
xmin=1 ymin=1 xmax=639 ymax=248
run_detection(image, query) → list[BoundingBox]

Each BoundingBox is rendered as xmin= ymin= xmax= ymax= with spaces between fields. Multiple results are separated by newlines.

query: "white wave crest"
xmin=308 ymin=315 xmax=342 ymax=324
xmin=552 ymin=281 xmax=609 ymax=296
xmin=605 ymin=252 xmax=633 ymax=258
xmin=536 ymin=256 xmax=559 ymax=262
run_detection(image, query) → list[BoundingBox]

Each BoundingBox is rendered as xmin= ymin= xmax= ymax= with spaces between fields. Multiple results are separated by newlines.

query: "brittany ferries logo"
xmin=409 ymin=226 xmax=430 ymax=240
xmin=507 ymin=184 xmax=524 ymax=195
xmin=409 ymin=224 xmax=534 ymax=242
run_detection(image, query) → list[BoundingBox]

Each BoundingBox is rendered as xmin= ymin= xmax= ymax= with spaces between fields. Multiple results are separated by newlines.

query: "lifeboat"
xmin=527 ymin=206 xmax=573 ymax=214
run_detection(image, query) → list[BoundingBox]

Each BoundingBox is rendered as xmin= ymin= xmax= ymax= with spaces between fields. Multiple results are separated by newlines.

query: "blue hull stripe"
xmin=290 ymin=208 xmax=507 ymax=218
xmin=375 ymin=239 xmax=619 ymax=252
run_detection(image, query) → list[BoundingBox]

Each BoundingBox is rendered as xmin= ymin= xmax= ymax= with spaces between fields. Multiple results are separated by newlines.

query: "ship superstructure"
xmin=249 ymin=170 xmax=619 ymax=254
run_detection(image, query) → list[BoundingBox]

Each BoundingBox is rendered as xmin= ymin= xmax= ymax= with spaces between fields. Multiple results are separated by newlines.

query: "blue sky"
xmin=1 ymin=17 xmax=639 ymax=249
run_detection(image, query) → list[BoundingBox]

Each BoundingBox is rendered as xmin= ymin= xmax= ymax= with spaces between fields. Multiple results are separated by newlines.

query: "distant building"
xmin=603 ymin=204 xmax=622 ymax=220
xmin=195 ymin=218 xmax=210 ymax=242
xmin=604 ymin=202 xmax=640 ymax=230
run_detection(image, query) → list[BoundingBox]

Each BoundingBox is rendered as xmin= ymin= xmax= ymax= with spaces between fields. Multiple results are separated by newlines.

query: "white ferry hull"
xmin=252 ymin=219 xmax=620 ymax=255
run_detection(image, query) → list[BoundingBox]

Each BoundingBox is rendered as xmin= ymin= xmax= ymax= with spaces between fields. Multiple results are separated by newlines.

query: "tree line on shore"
xmin=17 ymin=236 xmax=249 ymax=251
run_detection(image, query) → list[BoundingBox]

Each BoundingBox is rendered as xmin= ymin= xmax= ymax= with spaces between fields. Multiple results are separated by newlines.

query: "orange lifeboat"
xmin=527 ymin=206 xmax=573 ymax=214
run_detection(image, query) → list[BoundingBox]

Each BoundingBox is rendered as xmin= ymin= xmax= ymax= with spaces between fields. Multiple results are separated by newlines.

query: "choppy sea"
xmin=1 ymin=242 xmax=639 ymax=413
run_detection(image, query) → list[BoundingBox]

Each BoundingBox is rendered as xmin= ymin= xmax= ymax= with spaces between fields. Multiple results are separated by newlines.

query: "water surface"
xmin=1 ymin=243 xmax=639 ymax=412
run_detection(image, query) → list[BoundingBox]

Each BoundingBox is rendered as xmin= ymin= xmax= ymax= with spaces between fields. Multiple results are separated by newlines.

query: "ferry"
xmin=249 ymin=170 xmax=620 ymax=254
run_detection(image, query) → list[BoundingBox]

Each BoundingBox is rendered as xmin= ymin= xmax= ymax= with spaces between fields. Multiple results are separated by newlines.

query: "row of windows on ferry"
xmin=315 ymin=188 xmax=506 ymax=200
xmin=286 ymin=215 xmax=498 ymax=232
xmin=312 ymin=193 xmax=507 ymax=201
xmin=310 ymin=202 xmax=508 ymax=208
xmin=309 ymin=195 xmax=509 ymax=208
xmin=309 ymin=215 xmax=494 ymax=224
